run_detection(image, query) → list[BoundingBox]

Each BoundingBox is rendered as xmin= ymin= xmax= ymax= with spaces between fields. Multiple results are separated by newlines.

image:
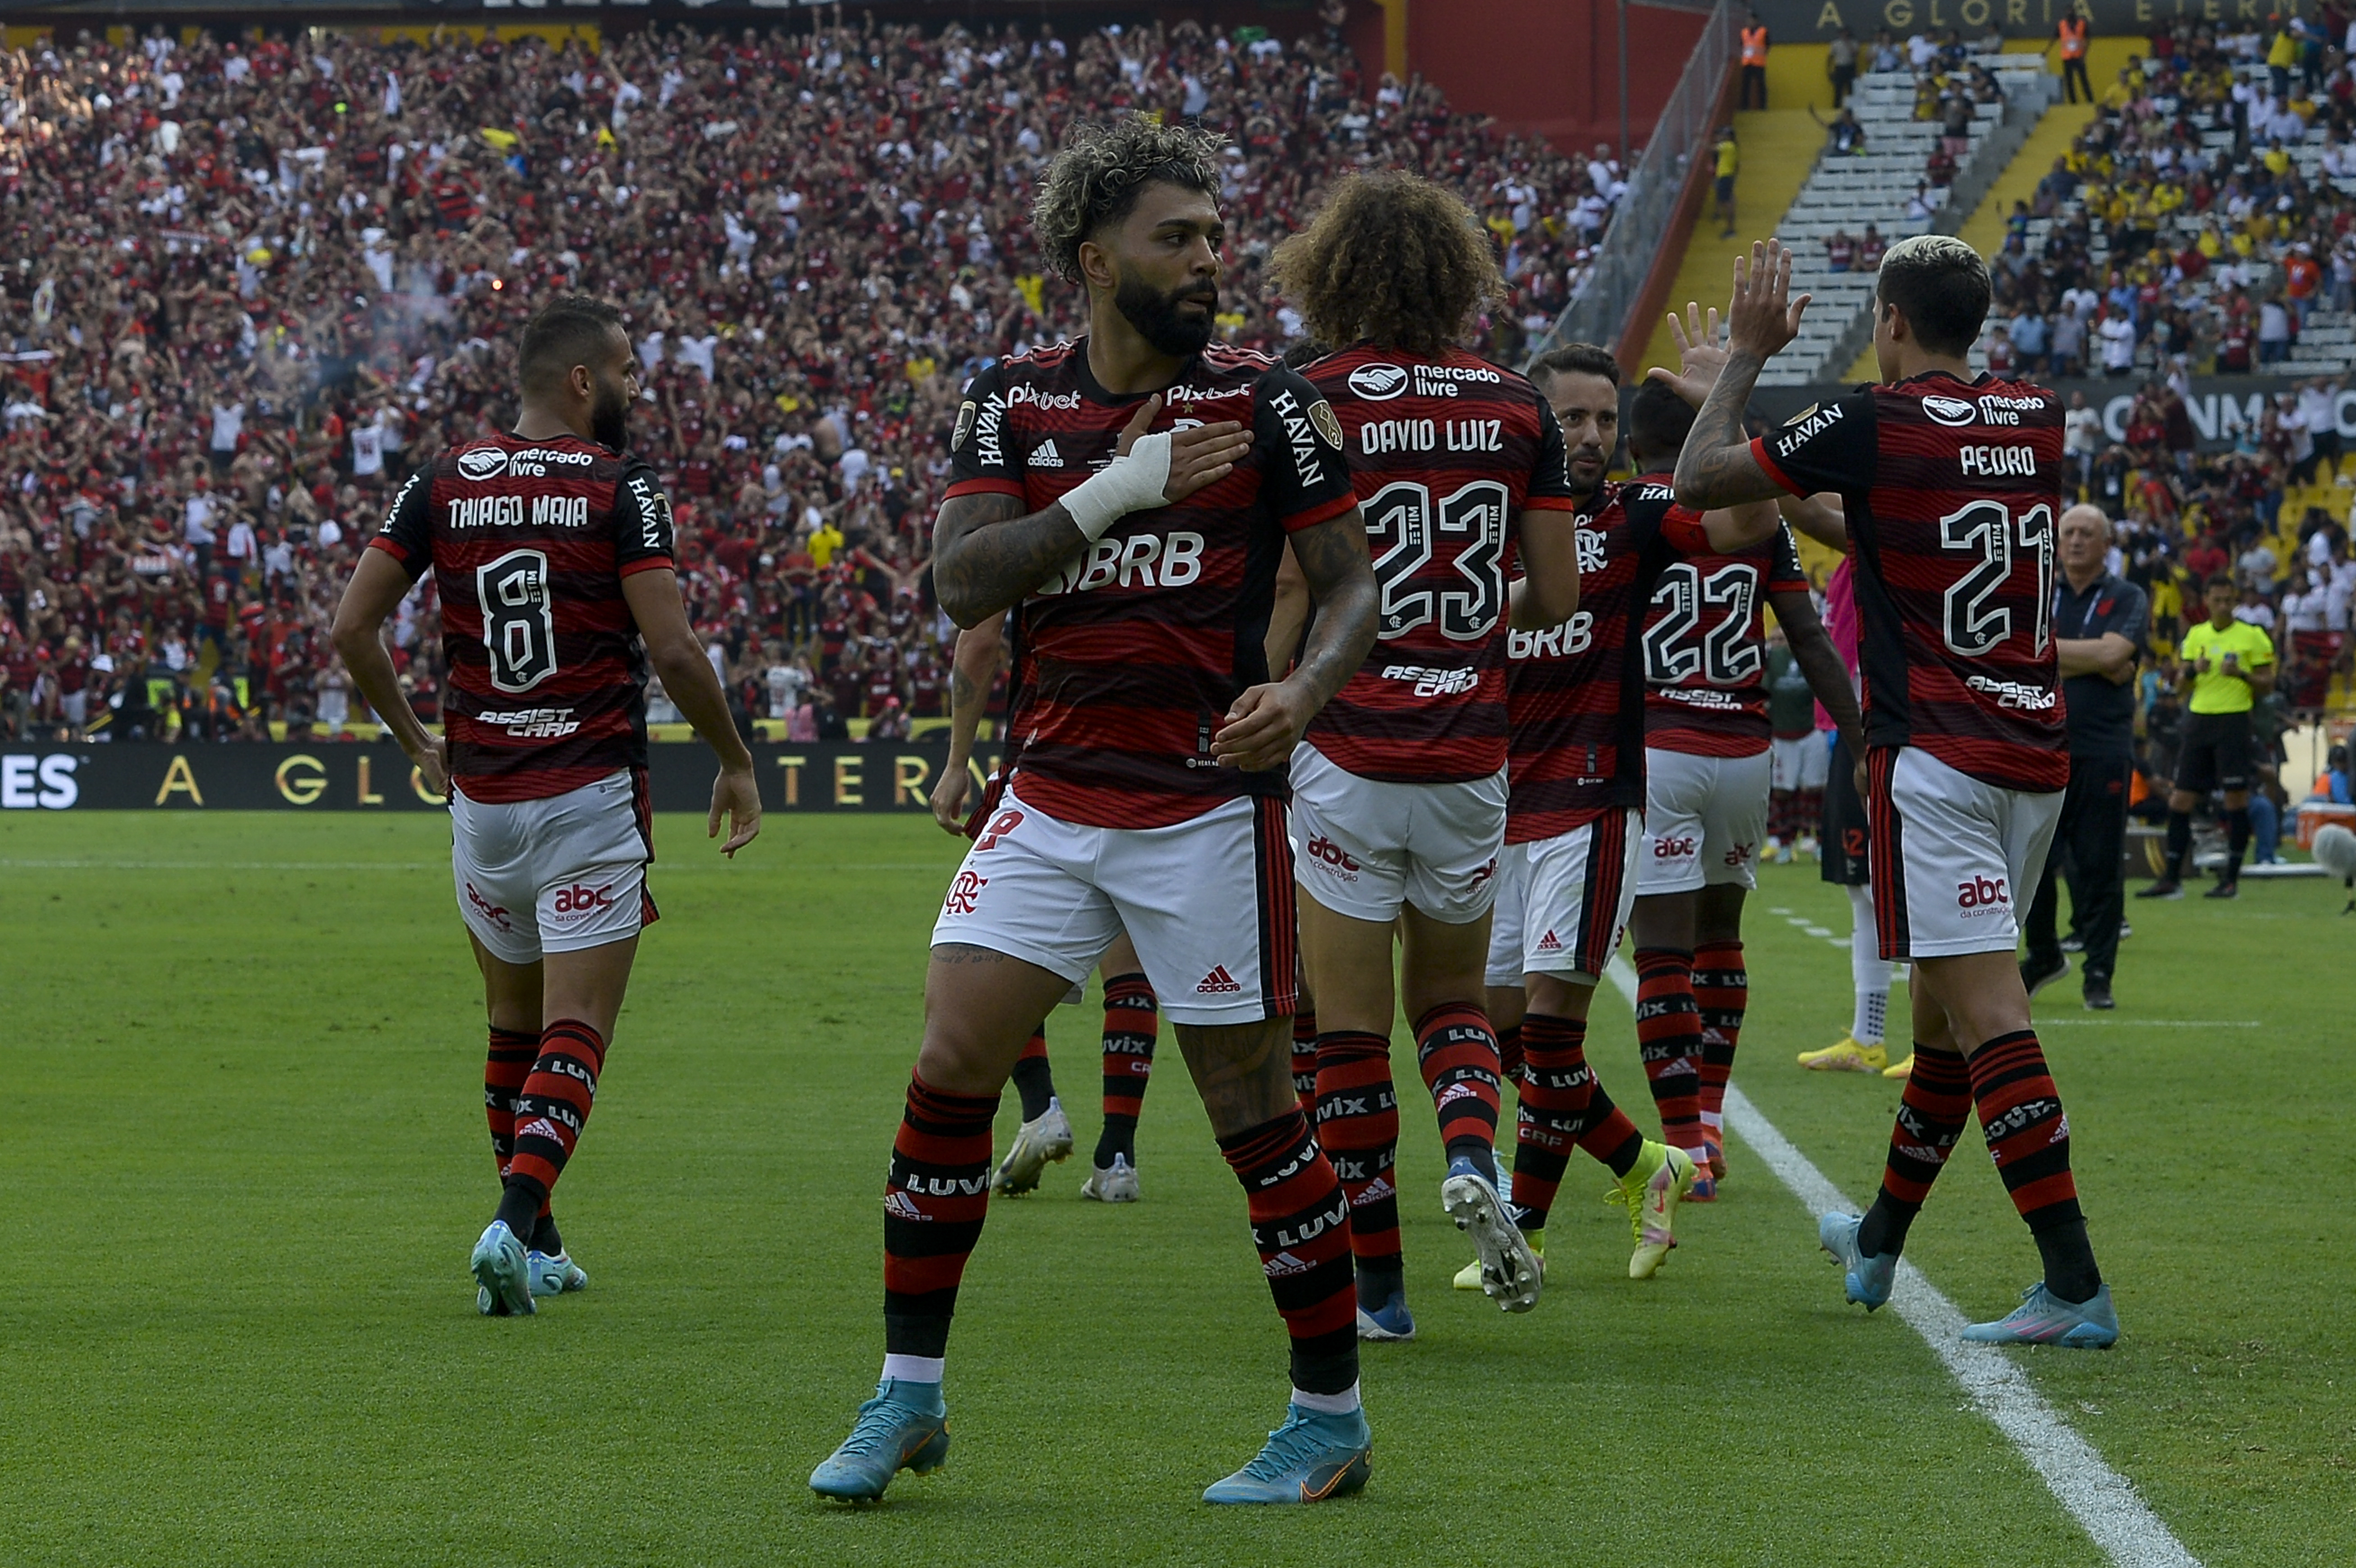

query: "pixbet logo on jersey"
xmin=1957 ymin=875 xmax=2010 ymax=913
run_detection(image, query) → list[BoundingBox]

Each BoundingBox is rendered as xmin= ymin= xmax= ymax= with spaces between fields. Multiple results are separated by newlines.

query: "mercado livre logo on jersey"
xmin=1922 ymin=394 xmax=1978 ymax=427
xmin=1348 ymin=362 xmax=1409 ymax=401
xmin=458 ymin=447 xmax=510 ymax=481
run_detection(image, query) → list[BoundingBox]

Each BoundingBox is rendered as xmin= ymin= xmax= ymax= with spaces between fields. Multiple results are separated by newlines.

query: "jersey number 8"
xmin=478 ymin=548 xmax=558 ymax=693
xmin=1363 ymin=478 xmax=1512 ymax=642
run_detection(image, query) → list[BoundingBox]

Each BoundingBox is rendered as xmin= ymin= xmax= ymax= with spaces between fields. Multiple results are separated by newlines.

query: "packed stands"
xmin=0 ymin=17 xmax=1623 ymax=743
xmin=1760 ymin=46 xmax=2059 ymax=385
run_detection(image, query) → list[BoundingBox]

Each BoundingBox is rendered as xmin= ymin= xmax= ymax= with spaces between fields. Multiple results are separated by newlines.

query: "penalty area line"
xmin=1602 ymin=957 xmax=2201 ymax=1568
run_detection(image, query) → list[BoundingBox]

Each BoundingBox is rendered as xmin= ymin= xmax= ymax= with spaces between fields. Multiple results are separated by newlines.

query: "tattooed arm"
xmin=1210 ymin=508 xmax=1377 ymax=771
xmin=1673 ymin=241 xmax=1812 ymax=514
xmin=930 ymin=612 xmax=1005 ymax=832
xmin=929 ymin=491 xmax=1080 ymax=629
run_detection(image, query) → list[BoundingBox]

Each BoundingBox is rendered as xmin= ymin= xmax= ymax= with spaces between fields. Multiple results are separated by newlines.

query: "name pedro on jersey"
xmin=1959 ymin=445 xmax=2039 ymax=477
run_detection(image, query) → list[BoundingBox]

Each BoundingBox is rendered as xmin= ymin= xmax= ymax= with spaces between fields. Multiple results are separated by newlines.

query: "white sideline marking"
xmin=2039 ymin=1019 xmax=2258 ymax=1029
xmin=1603 ymin=956 xmax=2202 ymax=1568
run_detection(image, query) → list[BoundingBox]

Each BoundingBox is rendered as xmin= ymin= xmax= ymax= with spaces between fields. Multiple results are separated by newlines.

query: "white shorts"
xmin=1770 ymin=732 xmax=1829 ymax=792
xmin=1868 ymin=746 xmax=2063 ymax=960
xmin=931 ymin=783 xmax=1295 ymax=1026
xmin=1289 ymin=742 xmax=1506 ymax=925
xmin=452 ymin=768 xmax=655 ymax=965
xmin=1638 ymin=748 xmax=1772 ymax=895
xmin=1484 ymin=806 xmax=1643 ymax=985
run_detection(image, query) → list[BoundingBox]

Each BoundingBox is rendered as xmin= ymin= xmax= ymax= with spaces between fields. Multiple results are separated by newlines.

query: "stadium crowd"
xmin=1982 ymin=18 xmax=2356 ymax=378
xmin=0 ymin=10 xmax=1622 ymax=744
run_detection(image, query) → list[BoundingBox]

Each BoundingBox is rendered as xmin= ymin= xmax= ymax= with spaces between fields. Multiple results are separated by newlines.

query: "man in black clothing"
xmin=2023 ymin=505 xmax=2147 ymax=1011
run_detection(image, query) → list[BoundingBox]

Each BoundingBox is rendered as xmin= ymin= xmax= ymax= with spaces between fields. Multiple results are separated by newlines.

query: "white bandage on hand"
xmin=1057 ymin=431 xmax=1173 ymax=541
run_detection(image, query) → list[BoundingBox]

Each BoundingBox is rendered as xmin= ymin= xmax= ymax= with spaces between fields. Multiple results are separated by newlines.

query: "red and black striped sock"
xmin=496 ymin=1018 xmax=607 ymax=1235
xmin=1692 ymin=939 xmax=1747 ymax=1135
xmin=484 ymin=1025 xmax=537 ymax=1178
xmin=1967 ymin=1030 xmax=2100 ymax=1299
xmin=1009 ymin=1027 xmax=1055 ymax=1121
xmin=1313 ymin=1030 xmax=1401 ymax=1300
xmin=1219 ymin=1111 xmax=1359 ymax=1396
xmin=1857 ymin=1044 xmax=1969 ymax=1258
xmin=1413 ymin=1002 xmax=1503 ymax=1181
xmin=1497 ymin=1022 xmax=1525 ymax=1086
xmin=883 ymin=1072 xmax=1001 ymax=1359
xmin=1291 ymin=1008 xmax=1320 ymax=1114
xmin=1634 ymin=946 xmax=1705 ymax=1154
xmin=1512 ymin=1012 xmax=1642 ymax=1231
xmin=1092 ymin=973 xmax=1158 ymax=1166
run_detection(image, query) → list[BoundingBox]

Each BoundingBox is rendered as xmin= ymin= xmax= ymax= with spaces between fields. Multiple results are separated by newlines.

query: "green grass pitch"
xmin=0 ymin=811 xmax=2346 ymax=1566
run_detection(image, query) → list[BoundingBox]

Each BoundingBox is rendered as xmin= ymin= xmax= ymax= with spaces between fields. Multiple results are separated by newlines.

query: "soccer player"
xmin=1266 ymin=171 xmax=1582 ymax=1337
xmin=809 ymin=118 xmax=1381 ymax=1506
xmin=1669 ymin=236 xmax=2118 ymax=1347
xmin=931 ymin=612 xmax=1158 ymax=1202
xmin=1622 ymin=384 xmax=1863 ymax=1199
xmin=329 ymin=295 xmax=762 ymax=1317
xmin=2136 ymin=573 xmax=2273 ymax=901
xmin=1477 ymin=354 xmax=1769 ymax=1285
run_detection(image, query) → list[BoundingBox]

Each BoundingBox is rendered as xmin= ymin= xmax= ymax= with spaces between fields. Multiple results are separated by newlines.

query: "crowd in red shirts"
xmin=0 ymin=11 xmax=1621 ymax=742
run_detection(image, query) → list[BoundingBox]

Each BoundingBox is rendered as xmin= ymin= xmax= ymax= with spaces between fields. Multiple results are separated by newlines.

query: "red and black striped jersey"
xmin=1749 ymin=371 xmax=2067 ymax=792
xmin=1640 ymin=521 xmax=1808 ymax=757
xmin=370 ymin=432 xmax=676 ymax=804
xmin=1296 ymin=344 xmax=1579 ymax=783
xmin=1503 ymin=475 xmax=1707 ymax=843
xmin=945 ymin=338 xmax=1357 ymax=829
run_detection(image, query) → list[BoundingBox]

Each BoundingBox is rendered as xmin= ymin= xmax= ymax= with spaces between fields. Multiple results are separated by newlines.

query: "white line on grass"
xmin=1603 ymin=956 xmax=2203 ymax=1568
xmin=2037 ymin=1019 xmax=2258 ymax=1028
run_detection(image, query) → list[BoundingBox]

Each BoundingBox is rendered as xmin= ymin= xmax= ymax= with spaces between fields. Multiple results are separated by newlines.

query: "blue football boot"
xmin=1202 ymin=1404 xmax=1372 ymax=1505
xmin=1961 ymin=1283 xmax=2119 ymax=1349
xmin=471 ymin=1220 xmax=535 ymax=1317
xmin=1818 ymin=1211 xmax=1895 ymax=1311
xmin=809 ymin=1381 xmax=951 ymax=1502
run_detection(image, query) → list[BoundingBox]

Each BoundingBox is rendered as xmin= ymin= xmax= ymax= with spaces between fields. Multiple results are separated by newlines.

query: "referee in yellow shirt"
xmin=2139 ymin=576 xmax=2275 ymax=900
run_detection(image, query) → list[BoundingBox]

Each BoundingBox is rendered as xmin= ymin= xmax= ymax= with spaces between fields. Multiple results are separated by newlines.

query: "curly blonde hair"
xmin=1267 ymin=171 xmax=1503 ymax=356
xmin=1031 ymin=117 xmax=1228 ymax=285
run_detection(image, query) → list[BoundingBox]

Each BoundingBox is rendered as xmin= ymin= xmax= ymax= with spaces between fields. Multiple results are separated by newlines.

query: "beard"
xmin=590 ymin=377 xmax=633 ymax=451
xmin=1113 ymin=273 xmax=1217 ymax=358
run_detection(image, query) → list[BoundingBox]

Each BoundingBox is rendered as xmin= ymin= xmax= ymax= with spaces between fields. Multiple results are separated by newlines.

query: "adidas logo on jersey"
xmin=1196 ymin=964 xmax=1244 ymax=994
xmin=1028 ymin=439 xmax=1064 ymax=469
xmin=1536 ymin=930 xmax=1564 ymax=953
xmin=1263 ymin=1250 xmax=1314 ymax=1278
xmin=883 ymin=1190 xmax=931 ymax=1222
xmin=1356 ymin=1174 xmax=1395 ymax=1203
xmin=517 ymin=1117 xmax=561 ymax=1142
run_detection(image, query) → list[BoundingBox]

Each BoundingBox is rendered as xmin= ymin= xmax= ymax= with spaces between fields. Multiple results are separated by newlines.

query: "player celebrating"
xmin=1478 ymin=354 xmax=1769 ymax=1284
xmin=1669 ymin=237 xmax=2117 ymax=1347
xmin=329 ymin=295 xmax=761 ymax=1317
xmin=1622 ymin=334 xmax=1863 ymax=1198
xmin=1267 ymin=171 xmax=1583 ymax=1337
xmin=809 ymin=118 xmax=1381 ymax=1506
